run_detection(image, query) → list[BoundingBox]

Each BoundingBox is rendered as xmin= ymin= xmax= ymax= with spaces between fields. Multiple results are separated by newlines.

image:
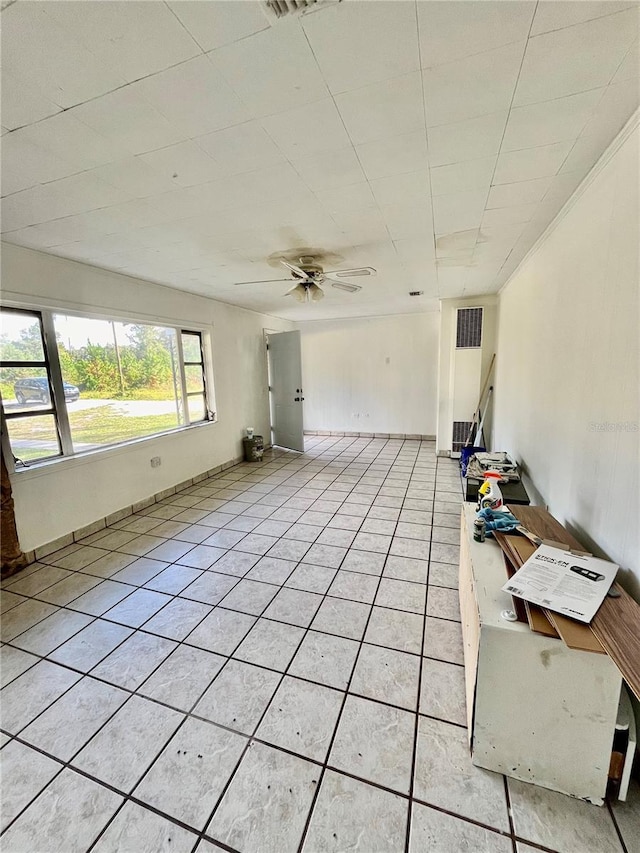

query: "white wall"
xmin=436 ymin=297 xmax=497 ymax=454
xmin=1 ymin=244 xmax=292 ymax=552
xmin=298 ymin=313 xmax=439 ymax=436
xmin=494 ymin=119 xmax=639 ymax=598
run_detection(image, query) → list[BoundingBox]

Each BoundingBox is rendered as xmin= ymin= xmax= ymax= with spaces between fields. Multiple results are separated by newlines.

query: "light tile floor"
xmin=0 ymin=437 xmax=636 ymax=853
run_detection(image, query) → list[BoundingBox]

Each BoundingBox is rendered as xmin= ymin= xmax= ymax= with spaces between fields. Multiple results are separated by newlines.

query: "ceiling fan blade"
xmin=280 ymin=260 xmax=308 ymax=278
xmin=330 ymin=280 xmax=361 ymax=293
xmin=234 ymin=278 xmax=294 ymax=286
xmin=326 ymin=267 xmax=376 ymax=278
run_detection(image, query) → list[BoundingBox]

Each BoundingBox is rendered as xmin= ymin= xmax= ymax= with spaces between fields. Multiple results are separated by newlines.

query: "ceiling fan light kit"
xmin=234 ymin=256 xmax=376 ymax=303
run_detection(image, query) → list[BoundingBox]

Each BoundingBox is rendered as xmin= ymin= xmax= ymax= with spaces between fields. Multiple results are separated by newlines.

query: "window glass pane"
xmin=6 ymin=415 xmax=61 ymax=463
xmin=187 ymin=394 xmax=205 ymax=423
xmin=53 ymin=314 xmax=184 ymax=452
xmin=181 ymin=333 xmax=202 ymax=363
xmin=185 ymin=364 xmax=204 ymax=394
xmin=0 ymin=367 xmax=55 ymax=414
xmin=0 ymin=311 xmax=45 ymax=362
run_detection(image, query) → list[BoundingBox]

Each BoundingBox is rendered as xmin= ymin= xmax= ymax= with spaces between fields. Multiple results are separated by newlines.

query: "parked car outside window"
xmin=14 ymin=377 xmax=80 ymax=405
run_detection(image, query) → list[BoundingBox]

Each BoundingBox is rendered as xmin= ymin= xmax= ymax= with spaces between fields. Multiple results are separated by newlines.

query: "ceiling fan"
xmin=234 ymin=256 xmax=376 ymax=302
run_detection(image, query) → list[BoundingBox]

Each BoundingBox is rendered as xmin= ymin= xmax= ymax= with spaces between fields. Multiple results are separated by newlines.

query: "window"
xmin=1 ymin=307 xmax=214 ymax=466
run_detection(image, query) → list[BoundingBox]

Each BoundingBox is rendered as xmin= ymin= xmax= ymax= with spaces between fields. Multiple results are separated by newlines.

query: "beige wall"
xmin=1 ymin=244 xmax=292 ymax=551
xmin=494 ymin=118 xmax=639 ymax=597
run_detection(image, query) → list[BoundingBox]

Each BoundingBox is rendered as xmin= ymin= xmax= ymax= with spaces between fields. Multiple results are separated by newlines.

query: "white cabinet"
xmin=459 ymin=504 xmax=621 ymax=804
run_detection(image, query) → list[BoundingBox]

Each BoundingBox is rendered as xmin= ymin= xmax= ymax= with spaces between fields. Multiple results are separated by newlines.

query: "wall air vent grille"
xmin=456 ymin=307 xmax=483 ymax=349
xmin=452 ymin=421 xmax=473 ymax=454
xmin=263 ymin=0 xmax=338 ymax=19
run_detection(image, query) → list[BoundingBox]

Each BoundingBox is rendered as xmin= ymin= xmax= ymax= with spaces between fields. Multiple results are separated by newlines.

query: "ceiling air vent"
xmin=456 ymin=307 xmax=483 ymax=349
xmin=263 ymin=0 xmax=339 ymax=19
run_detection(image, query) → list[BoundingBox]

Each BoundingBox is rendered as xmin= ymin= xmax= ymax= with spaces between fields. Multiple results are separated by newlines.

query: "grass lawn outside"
xmin=8 ymin=401 xmax=182 ymax=461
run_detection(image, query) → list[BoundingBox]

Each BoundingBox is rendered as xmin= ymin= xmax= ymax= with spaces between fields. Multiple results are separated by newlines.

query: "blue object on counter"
xmin=460 ymin=445 xmax=485 ymax=476
xmin=476 ymin=507 xmax=519 ymax=537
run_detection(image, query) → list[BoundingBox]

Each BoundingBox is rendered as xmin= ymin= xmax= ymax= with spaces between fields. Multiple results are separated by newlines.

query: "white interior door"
xmin=268 ymin=330 xmax=304 ymax=452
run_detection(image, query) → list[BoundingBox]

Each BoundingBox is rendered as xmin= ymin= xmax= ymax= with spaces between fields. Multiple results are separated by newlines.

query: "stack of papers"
xmin=502 ymin=544 xmax=618 ymax=623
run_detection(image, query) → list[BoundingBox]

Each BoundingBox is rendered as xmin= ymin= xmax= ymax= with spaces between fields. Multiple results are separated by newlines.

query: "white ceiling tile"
xmin=1 ymin=134 xmax=78 ymax=196
xmin=335 ymin=72 xmax=424 ymax=146
xmin=210 ymin=19 xmax=328 ymax=117
xmin=474 ymin=223 xmax=527 ymax=259
xmin=135 ymin=55 xmax=250 ymax=138
xmin=138 ymin=141 xmax=222 ymax=188
xmin=89 ymin=158 xmax=179 ymax=200
xmin=428 ymin=111 xmax=508 ymax=167
xmin=540 ymin=171 xmax=586 ymax=207
xmin=481 ymin=202 xmax=538 ymax=228
xmin=369 ymin=171 xmax=431 ymax=208
xmin=2 ymin=1 xmax=126 ymax=109
xmin=423 ymin=41 xmax=525 ymax=127
xmin=380 ymin=203 xmax=433 ymax=241
xmin=418 ymin=1 xmax=535 ymax=67
xmin=195 ymin=121 xmax=286 ymax=175
xmin=435 ymin=229 xmax=479 ymax=258
xmin=1 ymin=71 xmax=62 ymax=131
xmin=72 ymin=87 xmax=187 ymax=156
xmin=262 ymin=99 xmax=351 ymax=161
xmin=514 ymin=9 xmax=639 ymax=106
xmin=612 ymin=39 xmax=639 ymax=83
xmin=42 ymin=1 xmax=201 ymax=83
xmin=330 ymin=208 xmax=390 ymax=245
xmin=356 ymin=131 xmax=429 ymax=181
xmin=167 ymin=0 xmax=270 ymax=51
xmin=558 ymin=136 xmax=609 ymax=178
xmin=15 ymin=111 xmax=127 ymax=171
xmin=302 ymin=1 xmax=419 ymax=95
xmin=493 ymin=141 xmax=573 ymax=184
xmin=530 ymin=2 xmax=635 ymax=37
xmin=486 ymin=177 xmax=553 ymax=208
xmin=293 ymin=147 xmax=366 ymax=192
xmin=437 ymin=266 xmax=468 ymax=297
xmin=315 ymin=183 xmax=377 ymax=215
xmin=430 ymin=157 xmax=496 ymax=196
xmin=433 ymin=189 xmax=488 ymax=234
xmin=579 ymin=77 xmax=640 ymax=148
xmin=1 ymin=173 xmax=130 ymax=232
xmin=502 ymin=88 xmax=605 ymax=152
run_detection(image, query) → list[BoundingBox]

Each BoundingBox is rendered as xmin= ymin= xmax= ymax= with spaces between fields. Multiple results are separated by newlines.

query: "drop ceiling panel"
xmin=418 ymin=1 xmax=535 ymax=67
xmin=335 ymin=72 xmax=425 ymax=146
xmin=493 ymin=142 xmax=574 ymax=184
xmin=135 ymin=55 xmax=250 ymax=138
xmin=71 ymin=87 xmax=187 ymax=156
xmin=2 ymin=2 xmax=126 ymax=109
xmin=514 ymin=9 xmax=639 ymax=106
xmin=502 ymin=89 xmax=605 ymax=152
xmin=196 ymin=121 xmax=287 ymax=175
xmin=1 ymin=71 xmax=61 ymax=131
xmin=530 ymin=1 xmax=635 ymax=37
xmin=2 ymin=0 xmax=638 ymax=321
xmin=166 ymin=1 xmax=271 ymax=52
xmin=210 ymin=20 xmax=328 ymax=117
xmin=430 ymin=157 xmax=496 ymax=197
xmin=261 ymin=98 xmax=352 ymax=161
xmin=423 ymin=41 xmax=525 ymax=127
xmin=427 ymin=111 xmax=508 ymax=167
xmin=42 ymin=0 xmax=202 ymax=83
xmin=356 ymin=131 xmax=429 ymax=181
xmin=302 ymin=1 xmax=420 ymax=94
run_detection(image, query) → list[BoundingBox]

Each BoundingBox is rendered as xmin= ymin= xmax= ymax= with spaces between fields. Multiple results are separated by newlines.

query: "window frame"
xmin=0 ymin=305 xmax=216 ymax=471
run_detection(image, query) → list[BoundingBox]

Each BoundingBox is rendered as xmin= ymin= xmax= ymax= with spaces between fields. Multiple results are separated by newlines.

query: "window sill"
xmin=11 ymin=418 xmax=217 ymax=481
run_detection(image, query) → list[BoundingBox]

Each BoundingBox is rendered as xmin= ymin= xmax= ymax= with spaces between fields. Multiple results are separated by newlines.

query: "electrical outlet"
xmin=150 ymin=456 xmax=161 ymax=468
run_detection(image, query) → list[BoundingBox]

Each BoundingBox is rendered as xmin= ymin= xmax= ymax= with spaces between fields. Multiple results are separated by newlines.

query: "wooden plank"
xmin=525 ymin=601 xmax=560 ymax=638
xmin=545 ymin=610 xmax=606 ymax=654
xmin=502 ymin=531 xmax=600 ymax=651
xmin=591 ymin=585 xmax=640 ymax=702
xmin=493 ymin=532 xmax=529 ymax=624
xmin=507 ymin=505 xmax=583 ymax=550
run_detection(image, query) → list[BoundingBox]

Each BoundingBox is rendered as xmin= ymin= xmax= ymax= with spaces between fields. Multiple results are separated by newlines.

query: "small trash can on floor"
xmin=243 ymin=435 xmax=264 ymax=462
